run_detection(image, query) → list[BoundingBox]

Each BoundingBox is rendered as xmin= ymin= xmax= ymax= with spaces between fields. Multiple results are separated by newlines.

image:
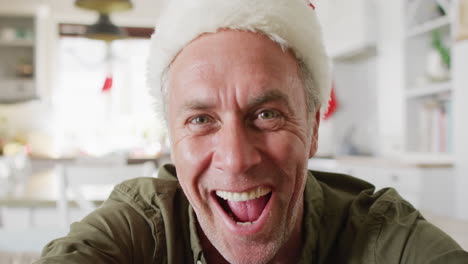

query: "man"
xmin=36 ymin=0 xmax=468 ymax=263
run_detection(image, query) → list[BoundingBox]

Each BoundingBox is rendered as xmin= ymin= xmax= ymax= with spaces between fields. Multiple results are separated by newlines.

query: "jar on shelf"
xmin=15 ymin=57 xmax=33 ymax=78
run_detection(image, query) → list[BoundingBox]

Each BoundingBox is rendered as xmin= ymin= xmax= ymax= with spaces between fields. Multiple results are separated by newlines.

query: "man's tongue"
xmin=226 ymin=194 xmax=269 ymax=222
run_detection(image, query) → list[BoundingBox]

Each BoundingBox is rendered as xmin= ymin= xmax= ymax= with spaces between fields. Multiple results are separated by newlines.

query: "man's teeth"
xmin=215 ymin=186 xmax=271 ymax=202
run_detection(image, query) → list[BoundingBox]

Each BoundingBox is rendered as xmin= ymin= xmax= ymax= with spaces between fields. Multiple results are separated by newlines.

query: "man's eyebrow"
xmin=177 ymin=90 xmax=292 ymax=114
xmin=179 ymin=100 xmax=215 ymax=114
xmin=247 ymin=90 xmax=292 ymax=111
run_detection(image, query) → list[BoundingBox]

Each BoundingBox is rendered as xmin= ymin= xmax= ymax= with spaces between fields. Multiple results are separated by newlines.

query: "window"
xmin=54 ymin=37 xmax=165 ymax=157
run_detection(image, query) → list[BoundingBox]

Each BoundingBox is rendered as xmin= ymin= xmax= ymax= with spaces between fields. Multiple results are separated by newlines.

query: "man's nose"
xmin=212 ymin=119 xmax=262 ymax=175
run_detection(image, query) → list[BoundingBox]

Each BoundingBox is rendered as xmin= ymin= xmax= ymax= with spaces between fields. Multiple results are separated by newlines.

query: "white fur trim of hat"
xmin=148 ymin=0 xmax=331 ymax=116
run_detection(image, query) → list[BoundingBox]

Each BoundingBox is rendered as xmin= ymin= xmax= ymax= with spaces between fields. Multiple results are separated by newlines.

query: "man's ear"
xmin=308 ymin=109 xmax=320 ymax=159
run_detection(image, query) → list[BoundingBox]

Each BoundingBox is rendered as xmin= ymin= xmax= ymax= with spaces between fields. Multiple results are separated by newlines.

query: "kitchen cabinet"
xmin=0 ymin=5 xmax=50 ymax=105
xmin=0 ymin=15 xmax=38 ymax=103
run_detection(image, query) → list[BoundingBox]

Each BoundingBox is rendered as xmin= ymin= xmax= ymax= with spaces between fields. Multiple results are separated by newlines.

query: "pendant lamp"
xmin=85 ymin=13 xmax=127 ymax=41
xmin=75 ymin=0 xmax=133 ymax=14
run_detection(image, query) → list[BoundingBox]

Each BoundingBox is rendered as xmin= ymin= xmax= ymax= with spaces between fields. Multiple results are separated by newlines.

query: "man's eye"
xmin=253 ymin=109 xmax=284 ymax=131
xmin=257 ymin=110 xmax=278 ymax=120
xmin=190 ymin=115 xmax=212 ymax=124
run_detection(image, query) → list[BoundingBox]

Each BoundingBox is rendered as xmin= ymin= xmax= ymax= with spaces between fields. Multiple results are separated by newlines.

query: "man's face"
xmin=167 ymin=30 xmax=319 ymax=263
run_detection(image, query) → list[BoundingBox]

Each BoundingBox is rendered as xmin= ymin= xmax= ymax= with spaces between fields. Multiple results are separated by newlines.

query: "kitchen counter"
xmin=311 ymin=155 xmax=454 ymax=169
xmin=309 ymin=155 xmax=456 ymax=218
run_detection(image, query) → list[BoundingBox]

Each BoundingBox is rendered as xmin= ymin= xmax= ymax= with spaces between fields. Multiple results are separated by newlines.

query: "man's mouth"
xmin=215 ymin=186 xmax=272 ymax=225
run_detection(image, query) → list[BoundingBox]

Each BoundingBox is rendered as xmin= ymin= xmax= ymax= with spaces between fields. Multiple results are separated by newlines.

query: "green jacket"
xmin=35 ymin=164 xmax=468 ymax=264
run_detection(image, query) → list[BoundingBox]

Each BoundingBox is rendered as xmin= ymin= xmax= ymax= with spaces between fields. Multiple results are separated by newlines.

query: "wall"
xmin=453 ymin=40 xmax=468 ymax=219
xmin=314 ymin=0 xmax=378 ymax=157
xmin=328 ymin=57 xmax=378 ymax=156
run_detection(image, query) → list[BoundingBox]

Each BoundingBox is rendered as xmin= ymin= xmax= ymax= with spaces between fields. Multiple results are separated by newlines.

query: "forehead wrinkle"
xmin=171 ymin=61 xmax=221 ymax=116
xmin=176 ymin=61 xmax=217 ymax=85
xmin=247 ymin=89 xmax=294 ymax=113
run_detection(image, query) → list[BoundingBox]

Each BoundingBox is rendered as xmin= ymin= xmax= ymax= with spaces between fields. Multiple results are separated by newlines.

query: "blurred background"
xmin=0 ymin=0 xmax=467 ymax=261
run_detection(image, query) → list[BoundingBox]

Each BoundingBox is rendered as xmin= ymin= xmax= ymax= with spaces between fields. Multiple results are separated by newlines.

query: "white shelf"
xmin=403 ymin=0 xmax=455 ymax=157
xmin=0 ymin=39 xmax=34 ymax=47
xmin=0 ymin=96 xmax=38 ymax=104
xmin=406 ymin=81 xmax=452 ymax=99
xmin=0 ymin=78 xmax=34 ymax=83
xmin=0 ymin=79 xmax=37 ymax=104
xmin=407 ymin=16 xmax=451 ymax=38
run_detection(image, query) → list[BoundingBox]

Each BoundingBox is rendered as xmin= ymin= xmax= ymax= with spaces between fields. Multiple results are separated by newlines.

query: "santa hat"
xmin=148 ymin=0 xmax=331 ymax=115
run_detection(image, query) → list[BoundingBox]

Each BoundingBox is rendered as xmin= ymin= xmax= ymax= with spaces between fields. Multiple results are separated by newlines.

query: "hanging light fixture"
xmin=74 ymin=0 xmax=133 ymax=41
xmin=85 ymin=13 xmax=127 ymax=41
xmin=75 ymin=0 xmax=133 ymax=14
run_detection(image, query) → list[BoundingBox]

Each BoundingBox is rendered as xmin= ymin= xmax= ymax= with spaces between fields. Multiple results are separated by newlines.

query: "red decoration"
xmin=323 ymin=83 xmax=338 ymax=120
xmin=308 ymin=2 xmax=315 ymax=9
xmin=101 ymin=74 xmax=113 ymax=93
